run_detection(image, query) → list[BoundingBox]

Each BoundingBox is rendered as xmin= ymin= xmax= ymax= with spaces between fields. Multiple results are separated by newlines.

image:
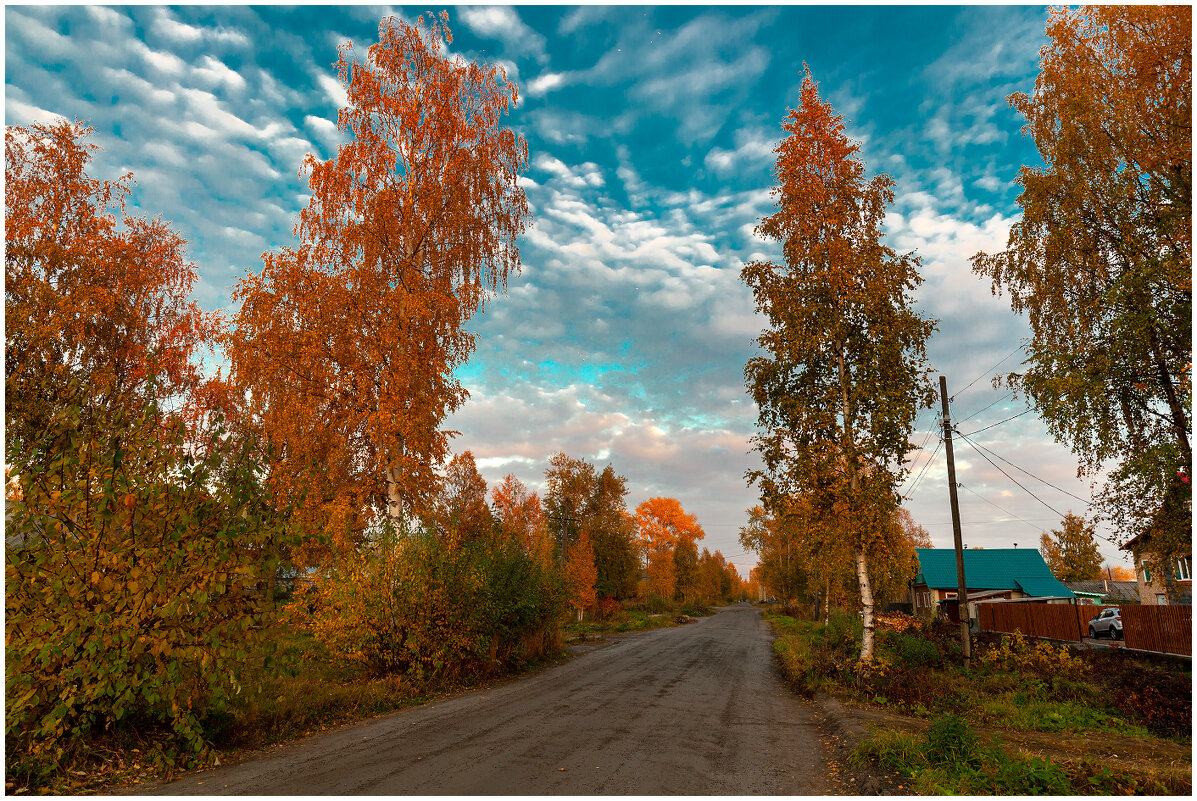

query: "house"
xmin=1062 ymin=580 xmax=1141 ymax=605
xmin=1120 ymin=532 xmax=1192 ymax=606
xmin=911 ymin=548 xmax=1075 ymax=622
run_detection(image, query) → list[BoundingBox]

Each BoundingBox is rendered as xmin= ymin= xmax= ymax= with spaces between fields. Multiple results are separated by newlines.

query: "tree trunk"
xmin=856 ymin=548 xmax=876 ymax=659
xmin=386 ymin=466 xmax=405 ymax=523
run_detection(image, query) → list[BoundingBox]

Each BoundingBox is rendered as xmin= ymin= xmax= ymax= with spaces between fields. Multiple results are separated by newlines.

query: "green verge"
xmin=764 ymin=610 xmax=1191 ymax=795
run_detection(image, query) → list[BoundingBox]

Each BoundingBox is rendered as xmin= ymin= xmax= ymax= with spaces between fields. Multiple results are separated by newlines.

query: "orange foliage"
xmin=228 ymin=12 xmax=530 ymax=554
xmin=491 ymin=473 xmax=553 ymax=565
xmin=564 ymin=528 xmax=597 ymax=619
xmin=436 ymin=451 xmax=493 ymax=543
xmin=1105 ymin=564 xmax=1135 ymax=583
xmin=634 ymin=497 xmax=705 ymax=600
xmin=5 ymin=121 xmax=222 ymax=437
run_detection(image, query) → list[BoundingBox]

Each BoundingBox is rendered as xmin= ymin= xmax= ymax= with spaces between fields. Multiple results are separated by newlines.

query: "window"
xmin=1156 ymin=594 xmax=1169 ymax=606
xmin=1176 ymin=557 xmax=1191 ymax=581
xmin=1143 ymin=566 xmax=1152 ymax=584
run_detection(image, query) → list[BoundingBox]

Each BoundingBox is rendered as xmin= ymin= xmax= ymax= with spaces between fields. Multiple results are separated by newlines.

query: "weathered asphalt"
xmin=140 ymin=603 xmax=836 ymax=795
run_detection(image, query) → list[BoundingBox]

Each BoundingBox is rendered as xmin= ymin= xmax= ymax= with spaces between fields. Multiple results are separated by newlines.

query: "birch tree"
xmin=743 ymin=67 xmax=935 ymax=660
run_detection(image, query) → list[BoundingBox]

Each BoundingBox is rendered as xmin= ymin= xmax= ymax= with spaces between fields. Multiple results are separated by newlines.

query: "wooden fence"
xmin=978 ymin=602 xmax=1191 ymax=656
xmin=1121 ymin=605 xmax=1192 ymax=656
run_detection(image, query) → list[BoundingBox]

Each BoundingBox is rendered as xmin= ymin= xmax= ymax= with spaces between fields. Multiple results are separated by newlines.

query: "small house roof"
xmin=914 ymin=548 xmax=1074 ymax=598
xmin=1063 ymin=580 xmax=1141 ymax=603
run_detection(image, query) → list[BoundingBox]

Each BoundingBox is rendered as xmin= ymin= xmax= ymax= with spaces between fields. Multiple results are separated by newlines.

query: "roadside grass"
xmin=13 ymin=623 xmax=563 ymax=796
xmin=765 ymin=609 xmax=1192 ymax=795
xmin=563 ymin=598 xmax=717 ymax=640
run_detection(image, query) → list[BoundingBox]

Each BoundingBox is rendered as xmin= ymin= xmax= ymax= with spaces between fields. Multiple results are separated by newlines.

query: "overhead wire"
xmin=959 ymin=408 xmax=1033 ymax=437
xmin=954 ymin=430 xmax=1066 ymax=518
xmin=957 ymin=432 xmax=1093 ymax=507
xmin=950 ymin=342 xmax=1025 ymax=402
xmin=957 ymin=390 xmax=1014 ymax=424
xmin=957 ymin=483 xmax=1048 ymax=534
xmin=903 ymin=437 xmax=942 ymax=499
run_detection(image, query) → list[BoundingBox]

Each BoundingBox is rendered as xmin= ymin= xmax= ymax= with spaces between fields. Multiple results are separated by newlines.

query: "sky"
xmin=4 ymin=3 xmax=1135 ymax=579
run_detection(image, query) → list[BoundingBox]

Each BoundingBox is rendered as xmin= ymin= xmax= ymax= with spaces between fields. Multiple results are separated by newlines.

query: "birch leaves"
xmin=230 ymin=13 xmax=530 ymax=544
xmin=743 ymin=68 xmax=935 ymax=659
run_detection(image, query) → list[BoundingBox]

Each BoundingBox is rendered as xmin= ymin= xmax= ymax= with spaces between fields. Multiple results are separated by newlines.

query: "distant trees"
xmin=742 ymin=67 xmax=936 ymax=658
xmin=972 ymin=6 xmax=1191 ymax=584
xmin=1040 ymin=513 xmax=1103 ymax=582
xmin=634 ymin=497 xmax=706 ymax=602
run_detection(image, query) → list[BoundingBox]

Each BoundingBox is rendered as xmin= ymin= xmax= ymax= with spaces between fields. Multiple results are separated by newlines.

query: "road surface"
xmin=144 ymin=603 xmax=836 ymax=794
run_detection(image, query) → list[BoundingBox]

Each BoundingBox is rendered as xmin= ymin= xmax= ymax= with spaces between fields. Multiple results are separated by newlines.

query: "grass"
xmin=8 ymin=623 xmax=562 ymax=795
xmin=764 ymin=609 xmax=1192 ymax=795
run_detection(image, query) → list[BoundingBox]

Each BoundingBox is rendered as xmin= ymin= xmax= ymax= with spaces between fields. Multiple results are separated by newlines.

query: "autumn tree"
xmin=5 ymin=121 xmax=221 ymax=443
xmin=491 ymin=473 xmax=553 ymax=565
xmin=1104 ymin=564 xmax=1135 ymax=582
xmin=542 ymin=454 xmax=639 ymax=598
xmin=743 ymin=67 xmax=936 ymax=659
xmin=972 ymin=7 xmax=1191 ymax=582
xmin=228 ymin=12 xmax=530 ymax=551
xmin=564 ymin=529 xmax=598 ymax=621
xmin=634 ymin=497 xmax=705 ymax=602
xmin=1040 ymin=512 xmax=1103 ymax=581
xmin=738 ymin=505 xmax=809 ymax=606
xmin=5 ymin=122 xmax=286 ymax=765
xmin=434 ymin=451 xmax=494 ymax=543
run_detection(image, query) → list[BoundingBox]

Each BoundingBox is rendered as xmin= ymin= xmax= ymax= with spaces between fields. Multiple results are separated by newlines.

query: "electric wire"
xmin=954 ymin=431 xmax=1066 ymax=518
xmin=900 ymin=414 xmax=942 ymax=496
xmin=959 ymin=408 xmax=1033 ymax=437
xmin=957 ymin=433 xmax=1092 ymax=507
xmin=957 ymin=390 xmax=1014 ymax=424
xmin=957 ymin=482 xmax=1048 ymax=534
xmin=904 ymin=437 xmax=943 ymax=498
xmin=950 ymin=343 xmax=1025 ymax=401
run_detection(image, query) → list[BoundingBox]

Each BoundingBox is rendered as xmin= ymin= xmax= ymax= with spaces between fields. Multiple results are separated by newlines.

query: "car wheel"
xmin=1114 ymin=628 xmax=1121 ymax=640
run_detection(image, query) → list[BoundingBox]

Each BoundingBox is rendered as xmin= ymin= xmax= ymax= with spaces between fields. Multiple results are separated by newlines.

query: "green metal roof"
xmin=914 ymin=548 xmax=1075 ymax=598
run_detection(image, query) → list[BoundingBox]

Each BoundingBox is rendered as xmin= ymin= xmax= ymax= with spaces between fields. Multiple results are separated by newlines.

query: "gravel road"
xmin=143 ymin=603 xmax=836 ymax=794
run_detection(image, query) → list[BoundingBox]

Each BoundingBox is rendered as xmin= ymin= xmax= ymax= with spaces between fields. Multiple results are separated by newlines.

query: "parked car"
xmin=1089 ymin=607 xmax=1123 ymax=639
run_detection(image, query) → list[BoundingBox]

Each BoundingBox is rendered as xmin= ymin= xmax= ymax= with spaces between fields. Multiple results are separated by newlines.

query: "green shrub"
xmin=924 ymin=713 xmax=982 ymax=769
xmin=6 ymin=386 xmax=293 ymax=776
xmin=891 ymin=632 xmax=941 ymax=668
xmin=294 ymin=522 xmax=565 ymax=680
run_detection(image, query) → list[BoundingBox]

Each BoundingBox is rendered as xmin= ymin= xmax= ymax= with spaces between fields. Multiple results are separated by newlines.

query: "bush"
xmin=924 ymin=713 xmax=982 ymax=769
xmin=294 ymin=522 xmax=565 ymax=680
xmin=593 ymin=596 xmax=622 ymax=622
xmin=6 ymin=386 xmax=292 ymax=776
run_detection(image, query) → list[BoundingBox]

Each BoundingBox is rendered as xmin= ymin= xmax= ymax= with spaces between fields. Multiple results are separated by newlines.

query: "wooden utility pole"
xmin=940 ymin=375 xmax=972 ymax=669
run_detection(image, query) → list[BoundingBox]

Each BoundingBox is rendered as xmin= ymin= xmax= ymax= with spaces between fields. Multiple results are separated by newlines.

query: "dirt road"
xmin=143 ymin=604 xmax=836 ymax=794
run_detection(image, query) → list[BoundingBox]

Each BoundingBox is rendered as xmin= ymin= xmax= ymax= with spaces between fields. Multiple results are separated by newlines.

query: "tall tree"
xmin=490 ymin=473 xmax=552 ymax=565
xmin=634 ymin=497 xmax=705 ymax=602
xmin=1040 ymin=512 xmax=1104 ymax=581
xmin=742 ymin=67 xmax=936 ymax=659
xmin=542 ymin=454 xmax=639 ymax=598
xmin=972 ymin=7 xmax=1191 ymax=576
xmin=5 ymin=121 xmax=220 ymax=443
xmin=229 ymin=12 xmax=530 ymax=550
xmin=435 ymin=451 xmax=493 ymax=543
xmin=563 ymin=529 xmax=597 ymax=622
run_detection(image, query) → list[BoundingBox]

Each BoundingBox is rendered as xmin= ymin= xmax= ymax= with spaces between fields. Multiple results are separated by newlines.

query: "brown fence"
xmin=979 ymin=602 xmax=1192 ymax=656
xmin=1121 ymin=605 xmax=1192 ymax=656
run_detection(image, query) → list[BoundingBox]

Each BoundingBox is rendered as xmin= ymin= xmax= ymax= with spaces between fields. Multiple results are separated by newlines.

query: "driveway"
xmin=140 ymin=603 xmax=836 ymax=794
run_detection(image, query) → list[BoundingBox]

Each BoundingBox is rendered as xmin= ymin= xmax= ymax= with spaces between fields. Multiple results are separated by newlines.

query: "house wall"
xmin=1130 ymin=551 xmax=1193 ymax=605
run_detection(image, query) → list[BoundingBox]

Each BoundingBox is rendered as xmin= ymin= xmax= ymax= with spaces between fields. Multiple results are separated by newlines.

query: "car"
xmin=1088 ymin=607 xmax=1123 ymax=639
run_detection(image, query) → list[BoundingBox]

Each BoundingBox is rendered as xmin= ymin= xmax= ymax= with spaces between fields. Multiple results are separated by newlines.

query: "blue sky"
xmin=4 ymin=4 xmax=1132 ymax=577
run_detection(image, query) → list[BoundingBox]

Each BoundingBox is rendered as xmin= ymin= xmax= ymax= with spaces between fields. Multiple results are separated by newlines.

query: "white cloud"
xmin=526 ymin=72 xmax=566 ymax=97
xmin=317 ymin=73 xmax=349 ymax=110
xmin=459 ymin=5 xmax=548 ymax=63
xmin=151 ymin=8 xmax=204 ymax=43
xmin=193 ymin=56 xmax=247 ymax=93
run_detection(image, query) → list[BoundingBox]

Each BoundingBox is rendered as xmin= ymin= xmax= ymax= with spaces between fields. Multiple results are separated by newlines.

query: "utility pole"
xmin=940 ymin=375 xmax=972 ymax=669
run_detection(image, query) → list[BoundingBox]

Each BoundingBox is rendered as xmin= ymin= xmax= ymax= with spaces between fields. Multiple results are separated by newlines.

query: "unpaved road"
xmin=143 ymin=604 xmax=836 ymax=794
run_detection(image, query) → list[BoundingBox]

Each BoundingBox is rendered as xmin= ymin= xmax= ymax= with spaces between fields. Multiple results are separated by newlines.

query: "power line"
xmin=951 ymin=343 xmax=1024 ymax=401
xmin=903 ymin=437 xmax=942 ymax=498
xmin=955 ymin=432 xmax=1066 ymax=519
xmin=957 ymin=433 xmax=1092 ymax=507
xmin=957 ymin=390 xmax=1013 ymax=424
xmin=959 ymin=408 xmax=1033 ymax=437
xmin=957 ymin=483 xmax=1048 ymax=534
